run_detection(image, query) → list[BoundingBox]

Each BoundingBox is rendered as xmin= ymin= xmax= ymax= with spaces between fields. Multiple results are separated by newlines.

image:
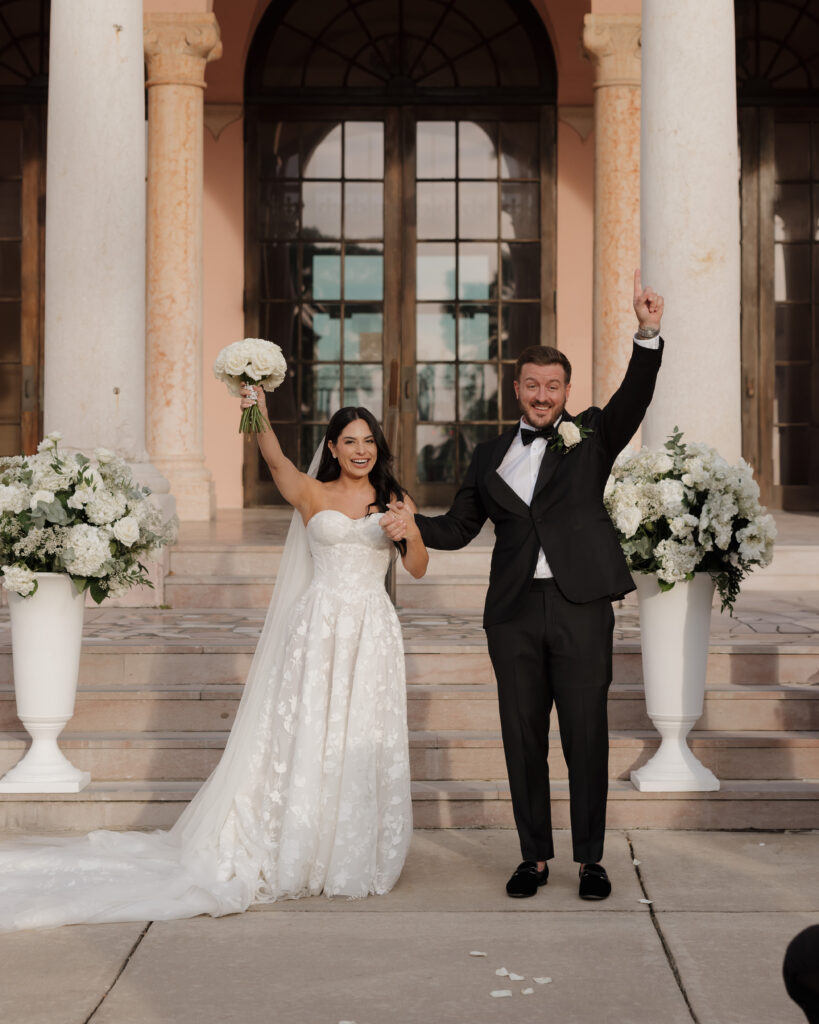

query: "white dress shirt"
xmin=497 ymin=333 xmax=660 ymax=579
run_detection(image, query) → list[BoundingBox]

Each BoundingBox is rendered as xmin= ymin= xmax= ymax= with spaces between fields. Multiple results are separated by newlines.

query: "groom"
xmin=385 ymin=271 xmax=664 ymax=900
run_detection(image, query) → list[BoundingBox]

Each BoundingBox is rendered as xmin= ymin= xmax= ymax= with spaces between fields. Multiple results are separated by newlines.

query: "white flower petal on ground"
xmin=490 ymin=990 xmax=513 ymax=998
xmin=633 ymin=859 xmax=641 ymax=865
xmin=508 ymin=973 xmax=525 ymax=981
xmin=522 ymin=988 xmax=534 ymax=996
xmin=639 ymin=898 xmax=653 ymax=904
xmin=469 ymin=951 xmax=487 ymax=957
xmin=495 ymin=967 xmax=509 ymax=976
xmin=533 ymin=978 xmax=552 ymax=985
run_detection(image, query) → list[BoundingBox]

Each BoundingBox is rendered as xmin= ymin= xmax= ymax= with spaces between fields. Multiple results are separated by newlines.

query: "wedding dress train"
xmin=0 ymin=509 xmax=412 ymax=931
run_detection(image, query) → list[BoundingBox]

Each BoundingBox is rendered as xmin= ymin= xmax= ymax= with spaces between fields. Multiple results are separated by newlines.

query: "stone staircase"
xmin=1 ymin=509 xmax=818 ymax=833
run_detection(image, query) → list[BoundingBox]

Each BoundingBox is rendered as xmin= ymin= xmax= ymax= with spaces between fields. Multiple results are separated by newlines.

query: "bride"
xmin=0 ymin=390 xmax=427 ymax=931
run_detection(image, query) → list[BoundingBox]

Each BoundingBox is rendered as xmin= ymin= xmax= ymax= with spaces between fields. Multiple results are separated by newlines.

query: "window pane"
xmin=0 ymin=122 xmax=21 ymax=177
xmin=459 ymin=242 xmax=498 ymax=300
xmin=460 ymin=424 xmax=498 ymax=465
xmin=303 ymin=305 xmax=342 ymax=360
xmin=775 ymin=304 xmax=812 ymax=360
xmin=502 ymin=242 xmax=539 ymax=299
xmin=417 ymin=304 xmax=456 ymax=360
xmin=418 ymin=242 xmax=456 ymax=300
xmin=775 ymin=426 xmax=811 ymax=485
xmin=459 ymin=363 xmax=498 ymax=420
xmin=417 ymin=182 xmax=456 ymax=239
xmin=0 ymin=242 xmax=20 ymax=298
xmin=500 ymin=122 xmax=538 ymax=179
xmin=260 ymin=303 xmax=298 ymax=362
xmin=259 ymin=181 xmax=300 ymax=239
xmin=344 ymin=363 xmax=383 ymax=418
xmin=417 ymin=424 xmax=457 ymax=483
xmin=775 ymin=184 xmax=810 ymax=241
xmin=303 ymin=123 xmax=342 ymax=178
xmin=301 ymin=424 xmax=327 ymax=471
xmin=303 ymin=244 xmax=341 ymax=300
xmin=501 ymin=182 xmax=539 ymax=239
xmin=417 ymin=364 xmax=456 ymax=421
xmin=344 ymin=122 xmax=384 ymax=179
xmin=344 ymin=245 xmax=383 ymax=299
xmin=459 ymin=182 xmax=497 ymax=239
xmin=459 ymin=121 xmax=497 ymax=179
xmin=775 ymin=364 xmax=811 ymax=422
xmin=344 ymin=182 xmax=383 ymax=239
xmin=0 ymin=181 xmax=20 ymax=237
xmin=302 ymin=363 xmax=340 ymax=420
xmin=0 ymin=301 xmax=21 ymax=362
xmin=417 ymin=122 xmax=456 ymax=179
xmin=260 ymin=244 xmax=299 ymax=299
xmin=344 ymin=308 xmax=383 ymax=360
xmin=501 ymin=303 xmax=540 ymax=358
xmin=302 ymin=182 xmax=341 ymax=239
xmin=774 ymin=244 xmax=810 ymax=301
xmin=775 ymin=123 xmax=810 ymax=181
xmin=501 ymin=363 xmax=519 ymax=419
xmin=258 ymin=122 xmax=300 ymax=178
xmin=459 ymin=305 xmax=496 ymax=360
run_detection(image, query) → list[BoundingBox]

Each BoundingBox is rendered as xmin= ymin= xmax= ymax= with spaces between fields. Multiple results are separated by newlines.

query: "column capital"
xmin=582 ymin=13 xmax=641 ymax=89
xmin=144 ymin=12 xmax=222 ymax=90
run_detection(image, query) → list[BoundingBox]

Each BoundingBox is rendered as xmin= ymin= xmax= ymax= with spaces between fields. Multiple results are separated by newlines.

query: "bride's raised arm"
xmin=240 ymin=384 xmax=318 ymax=514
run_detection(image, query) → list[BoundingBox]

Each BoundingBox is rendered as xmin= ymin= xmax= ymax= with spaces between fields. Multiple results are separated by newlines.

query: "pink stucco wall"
xmin=197 ymin=0 xmax=599 ymax=507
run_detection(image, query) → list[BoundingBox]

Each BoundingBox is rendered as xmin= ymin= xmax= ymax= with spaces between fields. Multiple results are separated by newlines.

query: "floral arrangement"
xmin=0 ymin=433 xmax=177 ymax=602
xmin=213 ymin=338 xmax=287 ymax=433
xmin=604 ymin=427 xmax=776 ymax=612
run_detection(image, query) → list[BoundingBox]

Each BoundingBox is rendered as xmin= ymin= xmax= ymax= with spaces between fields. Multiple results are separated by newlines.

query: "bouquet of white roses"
xmin=604 ymin=427 xmax=776 ymax=612
xmin=0 ymin=433 xmax=178 ymax=603
xmin=213 ymin=337 xmax=287 ymax=433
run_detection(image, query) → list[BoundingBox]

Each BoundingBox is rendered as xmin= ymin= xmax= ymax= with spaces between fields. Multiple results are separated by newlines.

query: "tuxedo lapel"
xmin=532 ymin=411 xmax=573 ymax=500
xmin=485 ymin=425 xmax=530 ymax=517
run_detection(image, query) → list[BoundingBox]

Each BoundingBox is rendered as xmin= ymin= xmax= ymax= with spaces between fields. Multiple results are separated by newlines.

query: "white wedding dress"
xmin=0 ymin=508 xmax=412 ymax=931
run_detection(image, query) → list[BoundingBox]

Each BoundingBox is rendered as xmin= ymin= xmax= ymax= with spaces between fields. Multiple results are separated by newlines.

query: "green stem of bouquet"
xmin=238 ymin=377 xmax=272 ymax=433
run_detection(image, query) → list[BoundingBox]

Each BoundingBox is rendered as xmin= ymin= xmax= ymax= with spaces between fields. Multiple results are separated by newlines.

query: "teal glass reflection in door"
xmin=344 ymin=309 xmax=383 ymax=360
xmin=417 ymin=364 xmax=456 ymax=421
xmin=417 ymin=304 xmax=456 ymax=360
xmin=344 ymin=246 xmax=383 ymax=299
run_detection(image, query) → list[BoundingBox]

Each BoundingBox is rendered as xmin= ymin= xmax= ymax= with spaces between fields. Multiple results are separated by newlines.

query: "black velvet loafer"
xmin=506 ymin=860 xmax=549 ymax=898
xmin=578 ymin=863 xmax=611 ymax=900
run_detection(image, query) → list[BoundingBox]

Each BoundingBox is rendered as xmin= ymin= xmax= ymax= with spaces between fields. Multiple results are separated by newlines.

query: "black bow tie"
xmin=520 ymin=425 xmax=556 ymax=446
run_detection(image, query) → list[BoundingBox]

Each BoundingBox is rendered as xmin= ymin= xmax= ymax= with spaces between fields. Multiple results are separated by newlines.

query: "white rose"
xmin=615 ymin=505 xmax=642 ymax=538
xmin=95 ymin=448 xmax=116 ymax=465
xmin=47 ymin=431 xmax=62 ymax=443
xmin=1 ymin=564 xmax=37 ymax=596
xmin=224 ymin=345 xmax=250 ymax=377
xmin=558 ymin=421 xmax=582 ymax=448
xmin=30 ymin=489 xmax=55 ymax=510
xmin=112 ymin=515 xmax=140 ymax=547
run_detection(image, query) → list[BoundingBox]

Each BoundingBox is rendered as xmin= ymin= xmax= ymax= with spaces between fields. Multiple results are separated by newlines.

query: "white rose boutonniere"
xmin=550 ymin=415 xmax=592 ymax=455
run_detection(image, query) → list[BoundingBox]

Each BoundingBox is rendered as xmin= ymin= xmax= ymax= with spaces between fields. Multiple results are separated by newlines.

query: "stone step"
xmin=2 ymin=643 xmax=818 ymax=689
xmin=1 ymin=682 xmax=818 ymax=735
xmin=2 ymin=729 xmax=817 ymax=784
xmin=1 ymin=778 xmax=817 ymax=833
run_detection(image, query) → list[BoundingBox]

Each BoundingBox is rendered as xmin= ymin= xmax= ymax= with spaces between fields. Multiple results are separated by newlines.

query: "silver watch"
xmin=636 ymin=325 xmax=660 ymax=339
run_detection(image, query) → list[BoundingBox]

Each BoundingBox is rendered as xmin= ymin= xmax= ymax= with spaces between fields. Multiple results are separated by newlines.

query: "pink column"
xmin=144 ymin=12 xmax=222 ymax=520
xmin=582 ymin=14 xmax=642 ymax=408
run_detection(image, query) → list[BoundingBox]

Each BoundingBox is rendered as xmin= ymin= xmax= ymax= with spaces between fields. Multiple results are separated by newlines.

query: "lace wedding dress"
xmin=0 ymin=508 xmax=412 ymax=931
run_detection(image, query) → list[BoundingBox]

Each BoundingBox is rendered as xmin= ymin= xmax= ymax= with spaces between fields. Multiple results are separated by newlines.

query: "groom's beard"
xmin=519 ymin=400 xmax=566 ymax=429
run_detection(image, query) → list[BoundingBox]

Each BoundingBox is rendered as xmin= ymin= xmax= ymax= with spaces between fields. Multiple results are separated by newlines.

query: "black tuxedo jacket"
xmin=415 ymin=340 xmax=664 ymax=628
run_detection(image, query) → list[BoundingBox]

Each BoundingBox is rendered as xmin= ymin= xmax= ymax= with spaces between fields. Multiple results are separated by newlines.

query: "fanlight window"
xmin=0 ymin=0 xmax=49 ymax=97
xmin=736 ymin=0 xmax=819 ymax=99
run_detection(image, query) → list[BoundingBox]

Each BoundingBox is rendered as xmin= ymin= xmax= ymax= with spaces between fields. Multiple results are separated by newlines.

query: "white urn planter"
xmin=0 ymin=573 xmax=90 ymax=792
xmin=630 ymin=572 xmax=720 ymax=792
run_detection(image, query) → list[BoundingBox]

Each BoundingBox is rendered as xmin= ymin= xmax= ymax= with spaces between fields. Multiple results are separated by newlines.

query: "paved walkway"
xmin=0 ymin=828 xmax=816 ymax=1024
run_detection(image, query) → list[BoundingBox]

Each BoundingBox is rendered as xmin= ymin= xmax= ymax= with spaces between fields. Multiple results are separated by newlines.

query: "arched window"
xmin=244 ymin=0 xmax=556 ymax=505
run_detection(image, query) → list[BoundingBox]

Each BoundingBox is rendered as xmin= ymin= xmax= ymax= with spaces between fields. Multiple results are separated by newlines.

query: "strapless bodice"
xmin=306 ymin=509 xmax=392 ymax=594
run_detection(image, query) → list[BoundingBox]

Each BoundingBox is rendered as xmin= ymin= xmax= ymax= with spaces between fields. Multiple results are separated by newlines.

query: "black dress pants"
xmin=485 ymin=579 xmax=614 ymax=864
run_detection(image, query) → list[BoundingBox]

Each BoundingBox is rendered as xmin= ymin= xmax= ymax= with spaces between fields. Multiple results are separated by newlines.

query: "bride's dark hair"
xmin=316 ymin=407 xmax=406 ymax=515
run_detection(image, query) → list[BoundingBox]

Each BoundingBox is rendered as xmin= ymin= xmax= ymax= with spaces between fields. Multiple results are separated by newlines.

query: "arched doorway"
xmin=737 ymin=0 xmax=819 ymax=509
xmin=243 ymin=0 xmax=557 ymax=505
xmin=0 ymin=0 xmax=48 ymax=457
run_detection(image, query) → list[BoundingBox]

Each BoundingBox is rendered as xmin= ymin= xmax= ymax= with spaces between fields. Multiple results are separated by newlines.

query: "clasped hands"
xmin=380 ymin=501 xmax=418 ymax=544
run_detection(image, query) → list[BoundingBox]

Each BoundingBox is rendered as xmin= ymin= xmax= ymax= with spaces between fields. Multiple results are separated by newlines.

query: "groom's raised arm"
xmin=413 ymin=450 xmax=488 ymax=551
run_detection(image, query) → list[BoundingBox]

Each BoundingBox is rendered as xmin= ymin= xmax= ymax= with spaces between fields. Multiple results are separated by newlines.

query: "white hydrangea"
xmin=655 ymin=538 xmax=700 ymax=583
xmin=1 ymin=563 xmax=37 ymax=596
xmin=85 ymin=488 xmax=127 ymax=526
xmin=0 ymin=483 xmax=28 ymax=514
xmin=62 ymin=523 xmax=112 ymax=577
xmin=112 ymin=515 xmax=140 ymax=547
